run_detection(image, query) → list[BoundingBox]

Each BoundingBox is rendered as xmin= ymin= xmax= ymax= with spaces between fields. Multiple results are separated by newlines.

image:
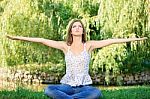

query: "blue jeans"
xmin=44 ymin=84 xmax=102 ymax=99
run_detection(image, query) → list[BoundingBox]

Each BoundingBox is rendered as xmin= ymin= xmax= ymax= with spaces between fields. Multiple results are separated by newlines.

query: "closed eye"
xmin=72 ymin=25 xmax=82 ymax=28
xmin=72 ymin=25 xmax=76 ymax=28
xmin=79 ymin=25 xmax=82 ymax=28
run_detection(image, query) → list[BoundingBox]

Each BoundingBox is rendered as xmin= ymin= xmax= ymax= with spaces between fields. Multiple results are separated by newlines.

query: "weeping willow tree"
xmin=0 ymin=0 xmax=99 ymax=74
xmin=0 ymin=0 xmax=149 ymax=84
xmin=91 ymin=0 xmax=150 ymax=85
xmin=0 ymin=0 xmax=65 ymax=75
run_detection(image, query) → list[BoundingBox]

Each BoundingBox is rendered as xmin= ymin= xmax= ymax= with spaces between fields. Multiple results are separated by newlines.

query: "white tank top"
xmin=60 ymin=43 xmax=92 ymax=86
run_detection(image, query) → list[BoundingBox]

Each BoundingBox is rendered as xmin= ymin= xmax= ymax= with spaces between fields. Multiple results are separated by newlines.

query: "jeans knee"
xmin=88 ymin=88 xmax=102 ymax=99
xmin=44 ymin=86 xmax=54 ymax=96
xmin=94 ymin=89 xmax=103 ymax=98
xmin=44 ymin=87 xmax=49 ymax=95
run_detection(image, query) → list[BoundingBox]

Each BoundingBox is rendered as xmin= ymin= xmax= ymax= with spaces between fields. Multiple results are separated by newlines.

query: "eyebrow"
xmin=72 ymin=24 xmax=82 ymax=27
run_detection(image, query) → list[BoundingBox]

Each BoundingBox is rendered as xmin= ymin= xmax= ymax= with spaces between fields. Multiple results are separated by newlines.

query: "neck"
xmin=72 ymin=35 xmax=83 ymax=46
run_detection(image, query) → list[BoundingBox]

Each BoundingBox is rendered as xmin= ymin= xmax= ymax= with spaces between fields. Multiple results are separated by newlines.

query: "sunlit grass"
xmin=100 ymin=85 xmax=150 ymax=99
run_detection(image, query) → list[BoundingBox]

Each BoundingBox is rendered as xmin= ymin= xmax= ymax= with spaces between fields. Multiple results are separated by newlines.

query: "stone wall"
xmin=92 ymin=71 xmax=150 ymax=85
xmin=1 ymin=68 xmax=150 ymax=85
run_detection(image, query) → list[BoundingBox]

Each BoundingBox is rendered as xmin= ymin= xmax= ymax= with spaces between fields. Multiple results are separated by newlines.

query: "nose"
xmin=75 ymin=27 xmax=79 ymax=30
xmin=76 ymin=26 xmax=79 ymax=29
xmin=77 ymin=26 xmax=81 ymax=29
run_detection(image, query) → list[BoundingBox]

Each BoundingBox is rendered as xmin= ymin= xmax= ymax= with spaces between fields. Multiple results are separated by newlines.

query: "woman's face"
xmin=71 ymin=22 xmax=83 ymax=36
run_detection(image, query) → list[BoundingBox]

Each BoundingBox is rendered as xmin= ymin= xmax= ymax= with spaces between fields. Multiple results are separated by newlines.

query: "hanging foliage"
xmin=0 ymin=0 xmax=149 ymax=85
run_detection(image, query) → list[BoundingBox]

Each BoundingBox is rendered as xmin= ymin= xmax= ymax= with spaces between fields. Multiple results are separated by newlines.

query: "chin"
xmin=72 ymin=34 xmax=82 ymax=36
xmin=72 ymin=32 xmax=82 ymax=35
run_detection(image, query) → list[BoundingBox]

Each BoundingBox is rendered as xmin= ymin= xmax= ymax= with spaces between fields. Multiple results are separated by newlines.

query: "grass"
xmin=100 ymin=85 xmax=150 ymax=99
xmin=0 ymin=87 xmax=48 ymax=99
xmin=0 ymin=85 xmax=150 ymax=99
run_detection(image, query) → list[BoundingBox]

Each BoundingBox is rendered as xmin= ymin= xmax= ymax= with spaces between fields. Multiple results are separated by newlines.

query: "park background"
xmin=0 ymin=0 xmax=150 ymax=99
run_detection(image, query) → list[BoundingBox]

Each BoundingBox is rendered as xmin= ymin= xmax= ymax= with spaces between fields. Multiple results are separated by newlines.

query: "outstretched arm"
xmin=6 ymin=35 xmax=66 ymax=51
xmin=88 ymin=37 xmax=147 ymax=51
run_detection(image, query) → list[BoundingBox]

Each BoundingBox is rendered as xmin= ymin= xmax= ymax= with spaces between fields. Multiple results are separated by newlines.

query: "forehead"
xmin=72 ymin=21 xmax=82 ymax=26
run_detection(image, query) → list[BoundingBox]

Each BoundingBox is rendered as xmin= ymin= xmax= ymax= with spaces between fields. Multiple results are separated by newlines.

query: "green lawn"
xmin=100 ymin=85 xmax=150 ymax=99
xmin=0 ymin=87 xmax=48 ymax=99
xmin=0 ymin=85 xmax=150 ymax=99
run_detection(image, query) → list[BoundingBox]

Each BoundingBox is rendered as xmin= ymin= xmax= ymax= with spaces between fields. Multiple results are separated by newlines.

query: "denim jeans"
xmin=44 ymin=84 xmax=102 ymax=99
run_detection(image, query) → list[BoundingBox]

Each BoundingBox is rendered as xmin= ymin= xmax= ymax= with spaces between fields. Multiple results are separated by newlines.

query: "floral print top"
xmin=60 ymin=43 xmax=92 ymax=86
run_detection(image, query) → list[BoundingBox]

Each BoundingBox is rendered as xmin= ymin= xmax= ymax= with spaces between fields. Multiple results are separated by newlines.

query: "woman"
xmin=7 ymin=19 xmax=147 ymax=99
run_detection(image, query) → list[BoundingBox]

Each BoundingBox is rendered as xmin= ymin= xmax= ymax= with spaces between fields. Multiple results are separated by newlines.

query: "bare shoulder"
xmin=86 ymin=41 xmax=92 ymax=46
xmin=85 ymin=41 xmax=93 ymax=52
xmin=86 ymin=40 xmax=96 ymax=47
xmin=86 ymin=40 xmax=103 ymax=52
xmin=62 ymin=41 xmax=68 ymax=47
xmin=60 ymin=41 xmax=68 ymax=53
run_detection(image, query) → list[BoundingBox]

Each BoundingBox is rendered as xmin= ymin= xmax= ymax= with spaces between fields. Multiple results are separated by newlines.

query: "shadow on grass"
xmin=0 ymin=86 xmax=150 ymax=99
xmin=0 ymin=87 xmax=49 ymax=99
